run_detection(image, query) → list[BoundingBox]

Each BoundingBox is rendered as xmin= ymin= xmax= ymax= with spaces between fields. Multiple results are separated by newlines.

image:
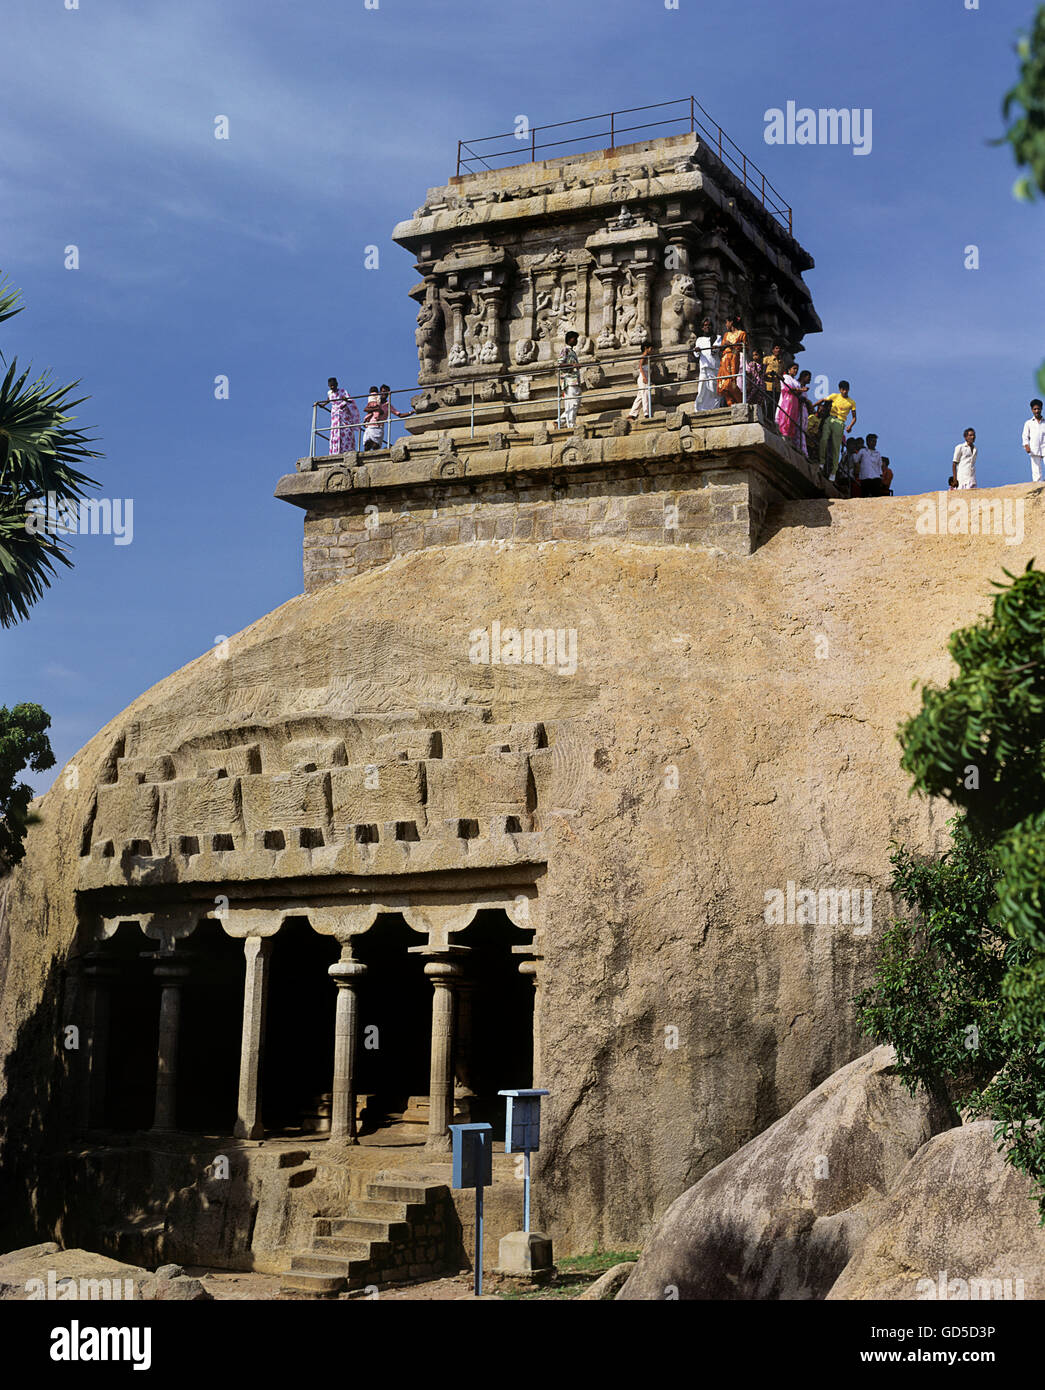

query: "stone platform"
xmin=278 ymin=404 xmax=836 ymax=591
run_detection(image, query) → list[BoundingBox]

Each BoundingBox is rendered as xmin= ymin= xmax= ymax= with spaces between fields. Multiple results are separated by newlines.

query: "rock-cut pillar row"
xmin=234 ymin=935 xmax=272 ymax=1140
xmin=329 ymin=958 xmax=368 ymax=1142
xmin=150 ymin=957 xmax=191 ymax=1132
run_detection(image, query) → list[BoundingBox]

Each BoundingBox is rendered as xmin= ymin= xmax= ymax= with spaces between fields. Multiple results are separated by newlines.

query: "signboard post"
xmin=496 ymin=1089 xmax=554 ymax=1280
xmin=449 ymin=1121 xmax=493 ymax=1296
xmin=499 ymin=1088 xmax=549 ymax=1232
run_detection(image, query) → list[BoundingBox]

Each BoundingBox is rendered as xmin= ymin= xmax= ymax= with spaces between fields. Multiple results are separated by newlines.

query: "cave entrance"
xmin=101 ymin=923 xmax=157 ymax=1131
xmin=352 ymin=914 xmax=434 ymax=1135
xmin=453 ymin=908 xmax=534 ymax=1132
xmin=260 ymin=918 xmax=339 ymax=1135
xmin=176 ymin=920 xmax=244 ymax=1134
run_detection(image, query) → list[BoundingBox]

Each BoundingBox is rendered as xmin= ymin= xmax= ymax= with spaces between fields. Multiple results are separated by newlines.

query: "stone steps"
xmin=282 ymin=1270 xmax=348 ymax=1297
xmin=345 ymin=1197 xmax=411 ymax=1220
xmin=289 ymin=1252 xmax=356 ymax=1274
xmin=313 ymin=1235 xmax=383 ymax=1260
xmin=333 ymin=1216 xmax=408 ymax=1240
xmin=279 ymin=1175 xmax=455 ymax=1298
xmin=364 ymin=1180 xmax=433 ymax=1204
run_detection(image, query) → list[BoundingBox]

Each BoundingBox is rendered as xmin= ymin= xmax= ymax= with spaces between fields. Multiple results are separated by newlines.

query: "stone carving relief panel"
xmin=511 ymin=247 xmax=594 ymax=367
xmin=407 ymin=186 xmax=811 ymax=388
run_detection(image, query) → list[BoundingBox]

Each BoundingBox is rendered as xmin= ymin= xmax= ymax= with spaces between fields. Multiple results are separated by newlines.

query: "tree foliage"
xmin=855 ymin=820 xmax=1012 ymax=1110
xmin=0 ymin=703 xmax=54 ymax=873
xmin=999 ymin=5 xmax=1045 ymax=393
xmin=0 ymin=273 xmax=100 ymax=627
xmin=1002 ymin=5 xmax=1045 ymax=201
xmin=858 ymin=563 xmax=1045 ymax=1218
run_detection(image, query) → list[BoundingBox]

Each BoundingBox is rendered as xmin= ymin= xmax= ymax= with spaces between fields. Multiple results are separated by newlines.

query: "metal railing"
xmin=310 ymin=394 xmax=412 ymax=458
xmin=307 ymin=344 xmax=802 ymax=457
xmin=455 ymin=96 xmax=793 ymax=234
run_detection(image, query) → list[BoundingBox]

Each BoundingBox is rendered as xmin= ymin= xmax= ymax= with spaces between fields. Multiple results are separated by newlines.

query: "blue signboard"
xmin=499 ymin=1089 xmax=549 ymax=1154
xmin=450 ymin=1122 xmax=493 ymax=1190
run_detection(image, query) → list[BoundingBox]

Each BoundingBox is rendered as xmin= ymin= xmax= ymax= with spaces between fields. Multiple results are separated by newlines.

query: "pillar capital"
xmin=422 ymin=958 xmax=464 ymax=984
xmin=328 ymin=960 xmax=367 ymax=984
xmin=151 ymin=961 xmax=191 ymax=983
xmin=81 ymin=955 xmax=121 ymax=979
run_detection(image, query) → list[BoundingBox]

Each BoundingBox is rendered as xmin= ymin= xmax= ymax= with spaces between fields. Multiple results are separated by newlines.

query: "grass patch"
xmin=494 ymin=1249 xmax=640 ymax=1300
xmin=557 ymin=1249 xmax=639 ymax=1275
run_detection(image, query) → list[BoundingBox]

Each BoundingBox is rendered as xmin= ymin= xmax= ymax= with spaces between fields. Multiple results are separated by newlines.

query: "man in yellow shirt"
xmin=818 ymin=380 xmax=857 ymax=478
xmin=763 ymin=345 xmax=784 ymax=404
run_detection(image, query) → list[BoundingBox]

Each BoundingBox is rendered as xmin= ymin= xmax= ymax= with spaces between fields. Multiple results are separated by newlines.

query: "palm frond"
xmin=0 ymin=269 xmax=103 ymax=625
xmin=0 ymin=495 xmax=75 ymax=628
xmin=0 ymin=358 xmax=101 ymax=495
xmin=0 ymin=274 xmax=23 ymax=327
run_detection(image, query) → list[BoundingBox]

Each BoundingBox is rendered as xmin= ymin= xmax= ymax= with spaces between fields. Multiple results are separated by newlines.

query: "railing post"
xmin=741 ymin=345 xmax=747 ymax=406
xmin=456 ymin=140 xmax=461 ymax=177
xmin=742 ymin=153 xmax=747 ymax=188
xmin=690 ymin=94 xmax=694 ymax=134
xmin=610 ymin=111 xmax=614 ymax=148
xmin=556 ymin=369 xmax=562 ymax=429
xmin=310 ymin=403 xmax=318 ymax=458
xmin=470 ymin=381 xmax=475 ymax=439
xmin=531 ymin=125 xmax=536 ymax=162
xmin=718 ymin=127 xmax=722 ymax=160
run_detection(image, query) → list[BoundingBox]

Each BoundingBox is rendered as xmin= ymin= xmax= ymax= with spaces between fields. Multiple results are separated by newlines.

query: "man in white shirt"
xmin=558 ymin=331 xmax=582 ymax=428
xmin=627 ymin=345 xmax=653 ymax=420
xmin=1023 ymin=399 xmax=1045 ymax=482
xmin=952 ymin=427 xmax=978 ymax=490
xmin=856 ymin=433 xmax=885 ymax=496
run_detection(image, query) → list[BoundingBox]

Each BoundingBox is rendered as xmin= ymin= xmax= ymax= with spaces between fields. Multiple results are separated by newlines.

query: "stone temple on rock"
xmin=5 ymin=104 xmax=1033 ymax=1294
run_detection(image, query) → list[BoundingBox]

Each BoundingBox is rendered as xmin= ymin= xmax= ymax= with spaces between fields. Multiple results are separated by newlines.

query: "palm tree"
xmin=0 ymin=273 xmax=101 ymax=627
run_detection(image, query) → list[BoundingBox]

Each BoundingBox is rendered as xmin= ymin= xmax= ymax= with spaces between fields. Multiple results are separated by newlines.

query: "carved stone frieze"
xmin=391 ymin=134 xmax=820 ymax=406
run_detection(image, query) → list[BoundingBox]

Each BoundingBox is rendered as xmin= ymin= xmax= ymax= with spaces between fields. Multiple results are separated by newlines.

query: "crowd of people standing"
xmin=317 ymin=357 xmax=1045 ymax=502
xmin=692 ymin=321 xmax=891 ymax=495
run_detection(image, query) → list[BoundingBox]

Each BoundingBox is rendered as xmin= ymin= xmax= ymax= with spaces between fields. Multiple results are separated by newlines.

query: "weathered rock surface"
xmin=827 ymin=1121 xmax=1045 ymax=1301
xmin=3 ymin=486 xmax=1044 ymax=1256
xmin=137 ymin=1273 xmax=211 ymax=1301
xmin=0 ymin=1247 xmax=148 ymax=1300
xmin=0 ymin=1245 xmax=213 ymax=1301
xmin=0 ymin=1241 xmax=59 ymax=1265
xmin=577 ymin=1262 xmax=636 ymax=1300
xmin=617 ymin=1045 xmax=952 ymax=1299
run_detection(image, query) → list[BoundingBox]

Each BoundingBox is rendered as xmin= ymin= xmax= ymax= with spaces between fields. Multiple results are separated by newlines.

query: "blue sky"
xmin=2 ymin=0 xmax=1043 ymax=791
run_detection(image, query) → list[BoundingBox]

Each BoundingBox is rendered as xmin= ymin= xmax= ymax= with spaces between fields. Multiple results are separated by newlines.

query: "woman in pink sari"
xmin=775 ymin=363 xmax=807 ymax=446
xmin=316 ymin=376 xmax=360 ymax=454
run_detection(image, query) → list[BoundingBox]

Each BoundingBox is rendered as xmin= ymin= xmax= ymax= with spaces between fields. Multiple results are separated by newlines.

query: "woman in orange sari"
xmin=716 ymin=317 xmax=747 ymax=405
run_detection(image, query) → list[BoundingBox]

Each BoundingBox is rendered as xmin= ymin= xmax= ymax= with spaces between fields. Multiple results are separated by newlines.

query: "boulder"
xmin=0 ymin=1247 xmax=147 ymax=1300
xmin=138 ymin=1274 xmax=212 ymax=1301
xmin=0 ymin=1242 xmax=59 ymax=1265
xmin=827 ymin=1121 xmax=1045 ymax=1300
xmin=577 ymin=1262 xmax=637 ymax=1300
xmin=618 ymin=1045 xmax=952 ymax=1300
